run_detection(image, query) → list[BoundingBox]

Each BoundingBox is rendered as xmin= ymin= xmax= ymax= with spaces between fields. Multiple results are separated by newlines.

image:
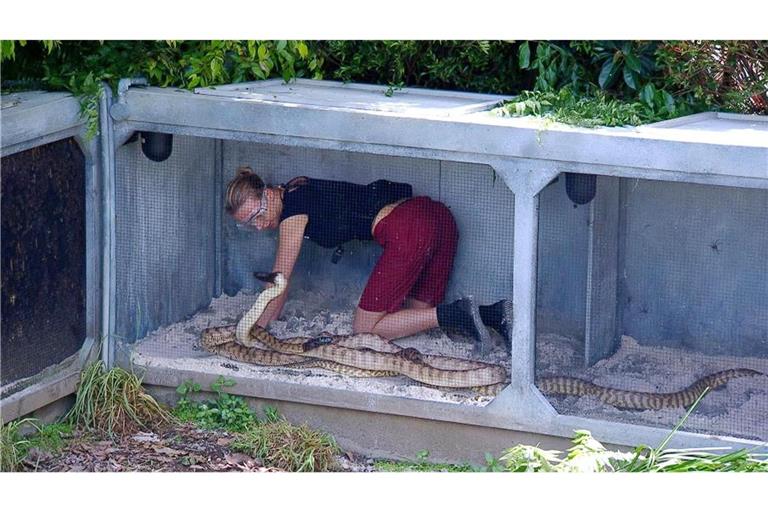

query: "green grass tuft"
xmin=65 ymin=361 xmax=175 ymax=436
xmin=231 ymin=412 xmax=340 ymax=472
xmin=0 ymin=418 xmax=36 ymax=472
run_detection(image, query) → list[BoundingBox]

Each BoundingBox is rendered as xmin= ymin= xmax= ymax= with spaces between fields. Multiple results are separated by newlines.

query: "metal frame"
xmin=4 ymin=79 xmax=765 ymax=452
xmin=103 ymin=80 xmax=768 ymax=451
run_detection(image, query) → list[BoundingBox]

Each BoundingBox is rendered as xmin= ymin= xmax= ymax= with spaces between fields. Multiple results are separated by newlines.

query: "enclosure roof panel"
xmin=114 ymin=79 xmax=768 ymax=182
xmin=193 ymin=79 xmax=508 ymax=117
xmin=1 ymin=91 xmax=85 ymax=154
xmin=1 ymin=90 xmax=73 ymax=111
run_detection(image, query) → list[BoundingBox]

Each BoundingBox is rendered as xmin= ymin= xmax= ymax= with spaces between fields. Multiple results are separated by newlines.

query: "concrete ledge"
xmin=1 ymin=91 xmax=85 ymax=155
xmin=133 ymin=361 xmax=767 ymax=456
xmin=144 ymin=384 xmax=573 ymax=464
xmin=1 ymin=357 xmax=81 ymax=423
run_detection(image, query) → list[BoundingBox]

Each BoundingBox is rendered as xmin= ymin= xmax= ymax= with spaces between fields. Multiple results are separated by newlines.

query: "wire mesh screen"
xmin=114 ymin=134 xmax=216 ymax=346
xmin=536 ymin=173 xmax=768 ymax=441
xmin=1 ymin=138 xmax=86 ymax=390
xmin=126 ymin=139 xmax=514 ymax=404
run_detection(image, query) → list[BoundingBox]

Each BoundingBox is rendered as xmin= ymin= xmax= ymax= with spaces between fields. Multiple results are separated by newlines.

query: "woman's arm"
xmin=256 ymin=214 xmax=308 ymax=327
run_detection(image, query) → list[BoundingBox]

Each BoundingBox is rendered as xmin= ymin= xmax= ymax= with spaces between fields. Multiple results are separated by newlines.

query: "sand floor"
xmin=536 ymin=334 xmax=768 ymax=442
xmin=131 ymin=290 xmax=511 ymax=407
xmin=131 ymin=290 xmax=767 ymax=441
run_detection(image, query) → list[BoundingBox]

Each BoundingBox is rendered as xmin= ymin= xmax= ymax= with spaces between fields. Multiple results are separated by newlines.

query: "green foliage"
xmin=231 ymin=417 xmax=340 ymax=472
xmin=26 ymin=422 xmax=73 ymax=454
xmin=496 ymin=87 xmax=693 ymax=127
xmin=496 ymin=394 xmax=768 ymax=473
xmin=174 ymin=379 xmax=338 ymax=471
xmin=319 ymin=40 xmax=531 ymax=94
xmin=65 ymin=361 xmax=174 ymax=436
xmin=2 ymin=40 xmax=323 ymax=141
xmin=0 ymin=418 xmax=35 ymax=472
xmin=173 ymin=376 xmax=257 ymax=432
xmin=374 ymin=449 xmax=475 ymax=472
xmin=518 ymin=41 xmax=591 ymax=93
xmin=0 ymin=418 xmax=73 ymax=472
xmin=656 ymin=40 xmax=768 ymax=114
xmin=591 ymin=41 xmax=658 ymax=93
xmin=3 ymin=39 xmax=763 ymax=133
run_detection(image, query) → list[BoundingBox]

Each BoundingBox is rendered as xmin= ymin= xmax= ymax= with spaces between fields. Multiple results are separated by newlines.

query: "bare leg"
xmin=405 ymin=297 xmax=433 ymax=310
xmin=353 ymin=306 xmax=438 ymax=340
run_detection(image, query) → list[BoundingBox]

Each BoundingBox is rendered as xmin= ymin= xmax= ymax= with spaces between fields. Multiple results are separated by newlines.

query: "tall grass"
xmin=0 ymin=418 xmax=36 ymax=472
xmin=64 ymin=361 xmax=174 ymax=436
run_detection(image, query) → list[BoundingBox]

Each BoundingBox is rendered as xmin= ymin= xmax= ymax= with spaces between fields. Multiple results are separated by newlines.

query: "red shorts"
xmin=358 ymin=197 xmax=458 ymax=313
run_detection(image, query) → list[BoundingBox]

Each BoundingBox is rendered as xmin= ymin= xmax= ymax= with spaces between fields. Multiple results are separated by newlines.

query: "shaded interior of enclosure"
xmin=1 ymin=138 xmax=86 ymax=389
xmin=535 ymin=174 xmax=768 ymax=441
xmin=117 ymin=133 xmax=768 ymax=441
xmin=121 ymin=135 xmax=516 ymax=406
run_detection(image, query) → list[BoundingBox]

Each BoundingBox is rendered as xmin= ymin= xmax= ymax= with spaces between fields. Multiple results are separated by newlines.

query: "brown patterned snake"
xmin=201 ymin=273 xmax=765 ymax=407
xmin=201 ymin=272 xmax=508 ymax=393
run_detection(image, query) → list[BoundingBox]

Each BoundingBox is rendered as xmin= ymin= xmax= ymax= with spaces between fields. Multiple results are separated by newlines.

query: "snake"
xmin=536 ymin=369 xmax=765 ymax=410
xmin=201 ymin=272 xmax=765 ymax=408
xmin=201 ymin=272 xmax=508 ymax=393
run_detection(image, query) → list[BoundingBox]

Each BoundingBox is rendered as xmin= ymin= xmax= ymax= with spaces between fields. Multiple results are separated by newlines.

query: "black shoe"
xmin=479 ymin=300 xmax=513 ymax=348
xmin=436 ymin=296 xmax=492 ymax=355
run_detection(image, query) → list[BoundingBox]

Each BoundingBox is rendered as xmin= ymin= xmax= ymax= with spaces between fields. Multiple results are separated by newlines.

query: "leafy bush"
xmin=318 ymin=40 xmax=531 ymax=94
xmin=174 ymin=376 xmax=258 ymax=432
xmin=656 ymin=40 xmax=768 ymax=114
xmin=2 ymin=39 xmax=764 ymax=132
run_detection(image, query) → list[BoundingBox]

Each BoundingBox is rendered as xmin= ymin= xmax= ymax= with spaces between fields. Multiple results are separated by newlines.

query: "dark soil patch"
xmin=20 ymin=422 xmax=373 ymax=472
xmin=22 ymin=423 xmax=277 ymax=472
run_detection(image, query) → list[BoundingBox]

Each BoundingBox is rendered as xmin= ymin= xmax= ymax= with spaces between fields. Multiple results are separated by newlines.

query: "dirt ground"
xmin=21 ymin=422 xmax=373 ymax=473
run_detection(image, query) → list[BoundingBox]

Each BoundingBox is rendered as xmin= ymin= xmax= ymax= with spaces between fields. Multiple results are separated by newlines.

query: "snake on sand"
xmin=201 ymin=272 xmax=765 ymax=408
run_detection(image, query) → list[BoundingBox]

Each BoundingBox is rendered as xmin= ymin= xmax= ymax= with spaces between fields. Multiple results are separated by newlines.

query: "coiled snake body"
xmin=201 ymin=272 xmax=764 ymax=408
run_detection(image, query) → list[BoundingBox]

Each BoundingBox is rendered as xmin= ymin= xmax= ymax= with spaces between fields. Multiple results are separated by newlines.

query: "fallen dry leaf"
xmin=152 ymin=446 xmax=186 ymax=457
xmin=224 ymin=452 xmax=254 ymax=466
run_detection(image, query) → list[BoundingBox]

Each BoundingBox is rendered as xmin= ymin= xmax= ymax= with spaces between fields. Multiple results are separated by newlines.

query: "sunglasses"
xmin=235 ymin=194 xmax=268 ymax=231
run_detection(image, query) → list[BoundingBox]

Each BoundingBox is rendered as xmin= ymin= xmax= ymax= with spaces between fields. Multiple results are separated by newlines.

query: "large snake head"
xmin=253 ymin=271 xmax=280 ymax=284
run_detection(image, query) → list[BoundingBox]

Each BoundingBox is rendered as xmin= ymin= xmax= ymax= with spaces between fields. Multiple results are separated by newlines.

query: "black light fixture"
xmin=565 ymin=172 xmax=596 ymax=205
xmin=140 ymin=132 xmax=173 ymax=162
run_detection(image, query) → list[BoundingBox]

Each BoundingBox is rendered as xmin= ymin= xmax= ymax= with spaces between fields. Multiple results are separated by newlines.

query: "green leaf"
xmin=640 ymin=83 xmax=655 ymax=107
xmin=663 ymin=90 xmax=676 ymax=113
xmin=623 ymin=67 xmax=638 ymax=90
xmin=297 ymin=41 xmax=309 ymax=59
xmin=258 ymin=44 xmax=268 ymax=61
xmin=518 ymin=41 xmax=530 ymax=69
xmin=598 ymin=59 xmax=616 ymax=89
xmin=625 ymin=53 xmax=641 ymax=73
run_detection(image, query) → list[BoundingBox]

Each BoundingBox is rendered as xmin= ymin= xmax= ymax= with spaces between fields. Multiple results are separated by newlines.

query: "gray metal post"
xmin=584 ymin=176 xmax=621 ymax=366
xmin=99 ymin=83 xmax=117 ymax=368
xmin=72 ymin=133 xmax=103 ymax=367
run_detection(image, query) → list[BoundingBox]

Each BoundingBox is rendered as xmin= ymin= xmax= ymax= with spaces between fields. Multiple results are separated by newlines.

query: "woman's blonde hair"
xmin=225 ymin=166 xmax=265 ymax=214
